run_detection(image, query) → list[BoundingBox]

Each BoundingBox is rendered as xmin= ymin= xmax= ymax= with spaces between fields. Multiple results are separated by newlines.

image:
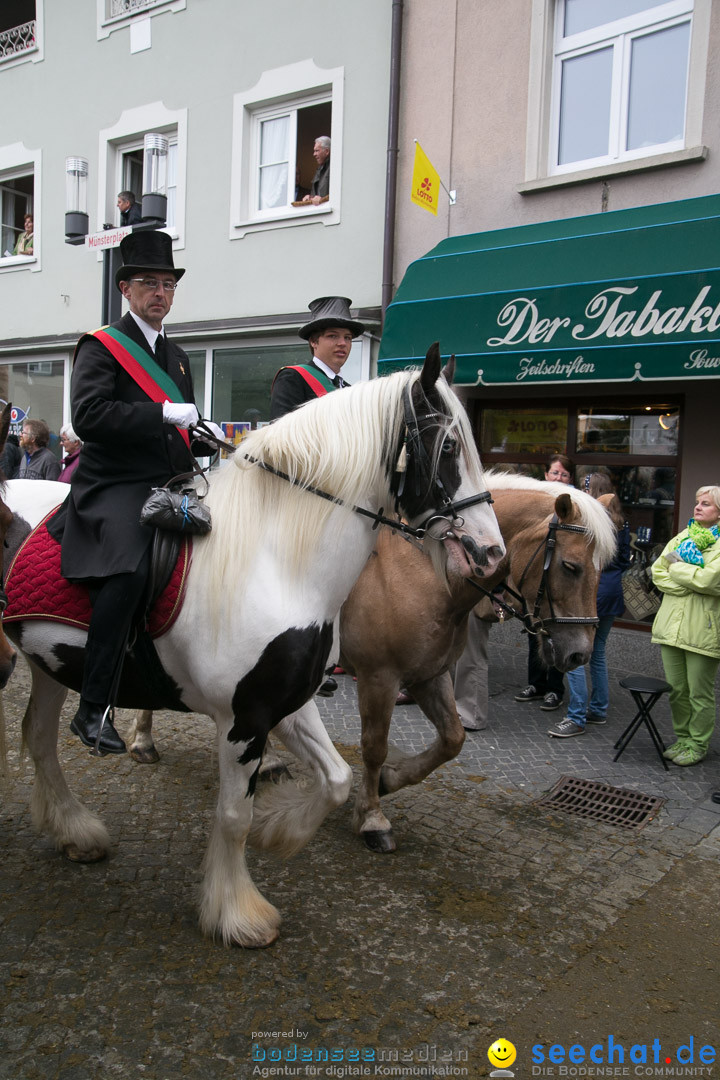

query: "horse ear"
xmin=442 ymin=354 xmax=456 ymax=386
xmin=555 ymin=491 xmax=574 ymax=521
xmin=0 ymin=403 xmax=10 ymax=456
xmin=420 ymin=341 xmax=442 ymax=394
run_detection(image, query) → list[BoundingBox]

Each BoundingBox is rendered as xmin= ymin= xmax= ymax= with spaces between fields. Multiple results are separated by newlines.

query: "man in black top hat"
xmin=48 ymin=230 xmax=219 ymax=755
xmin=270 ymin=296 xmax=365 ymax=420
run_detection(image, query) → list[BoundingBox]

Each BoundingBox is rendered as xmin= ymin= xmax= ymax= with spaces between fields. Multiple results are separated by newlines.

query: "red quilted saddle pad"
xmin=4 ymin=514 xmax=191 ymax=640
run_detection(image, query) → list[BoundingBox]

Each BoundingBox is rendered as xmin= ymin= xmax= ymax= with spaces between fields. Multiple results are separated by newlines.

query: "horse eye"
xmin=441 ymin=437 xmax=457 ymax=456
xmin=561 ymin=560 xmax=580 ymax=575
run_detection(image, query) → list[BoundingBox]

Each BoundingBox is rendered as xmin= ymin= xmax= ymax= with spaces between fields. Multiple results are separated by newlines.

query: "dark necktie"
xmin=154 ymin=333 xmax=167 ymax=370
xmin=332 ymin=374 xmax=343 ymax=388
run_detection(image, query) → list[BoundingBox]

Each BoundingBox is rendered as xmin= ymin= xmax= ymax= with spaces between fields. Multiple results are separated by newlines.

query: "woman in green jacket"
xmin=651 ymin=485 xmax=720 ymax=766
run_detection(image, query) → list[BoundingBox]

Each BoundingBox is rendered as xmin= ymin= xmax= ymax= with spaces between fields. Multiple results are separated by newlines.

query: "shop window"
xmin=0 ymin=358 xmax=65 ymax=455
xmin=230 ymin=60 xmax=343 ymax=238
xmin=212 ymin=344 xmax=307 ymax=428
xmin=0 ymin=0 xmax=38 ymax=64
xmin=522 ymin=0 xmax=710 ymax=188
xmin=477 ymin=399 xmax=681 ymax=621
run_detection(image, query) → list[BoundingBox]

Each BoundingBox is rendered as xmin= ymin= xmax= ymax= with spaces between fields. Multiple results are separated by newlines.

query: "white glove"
xmin=202 ymin=421 xmax=226 ymax=442
xmin=162 ymin=402 xmax=199 ymax=429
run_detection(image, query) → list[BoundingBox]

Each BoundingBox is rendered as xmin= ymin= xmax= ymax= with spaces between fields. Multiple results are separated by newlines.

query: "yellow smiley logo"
xmin=488 ymin=1039 xmax=517 ymax=1069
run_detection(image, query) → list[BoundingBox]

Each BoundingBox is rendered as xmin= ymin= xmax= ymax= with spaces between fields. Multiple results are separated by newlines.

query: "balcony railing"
xmin=107 ymin=0 xmax=165 ymax=18
xmin=0 ymin=21 xmax=36 ymax=61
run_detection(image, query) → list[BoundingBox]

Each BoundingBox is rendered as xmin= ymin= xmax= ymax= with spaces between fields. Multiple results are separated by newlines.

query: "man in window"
xmin=301 ymin=136 xmax=331 ymax=206
xmin=270 ymin=295 xmax=363 ymax=420
xmin=117 ymin=190 xmax=142 ymax=226
xmin=18 ymin=420 xmax=60 ymax=481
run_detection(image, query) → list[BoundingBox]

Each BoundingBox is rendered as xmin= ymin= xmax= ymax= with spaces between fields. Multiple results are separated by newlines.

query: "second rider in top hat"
xmin=48 ymin=230 xmax=222 ymax=755
xmin=270 ymin=296 xmax=365 ymax=420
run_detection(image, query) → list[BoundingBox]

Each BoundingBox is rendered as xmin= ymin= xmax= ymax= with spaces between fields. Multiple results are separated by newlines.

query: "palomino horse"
xmin=1 ymin=346 xmax=505 ymax=947
xmin=342 ymin=473 xmax=618 ymax=852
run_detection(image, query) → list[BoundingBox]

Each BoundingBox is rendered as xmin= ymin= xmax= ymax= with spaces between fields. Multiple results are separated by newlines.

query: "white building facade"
xmin=0 ymin=0 xmax=393 ymax=443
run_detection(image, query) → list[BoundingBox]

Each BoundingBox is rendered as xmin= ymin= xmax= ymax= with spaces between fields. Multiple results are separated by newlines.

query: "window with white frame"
xmin=0 ymin=0 xmax=38 ymax=64
xmin=551 ymin=0 xmax=693 ymax=172
xmin=99 ymin=103 xmax=186 ymax=243
xmin=523 ymin=0 xmax=710 ymax=187
xmin=253 ymin=97 xmax=332 ymax=214
xmin=230 ymin=60 xmax=343 ymax=238
xmin=97 ymin=0 xmax=185 ymax=39
xmin=0 ymin=168 xmax=33 ymax=259
xmin=117 ymin=133 xmax=178 ymax=228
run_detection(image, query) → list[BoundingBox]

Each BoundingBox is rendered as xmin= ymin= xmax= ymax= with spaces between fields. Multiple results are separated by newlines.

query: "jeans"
xmin=565 ymin=615 xmax=614 ymax=726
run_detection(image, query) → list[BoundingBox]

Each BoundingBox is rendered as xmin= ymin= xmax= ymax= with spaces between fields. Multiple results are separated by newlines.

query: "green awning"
xmin=378 ymin=194 xmax=720 ymax=385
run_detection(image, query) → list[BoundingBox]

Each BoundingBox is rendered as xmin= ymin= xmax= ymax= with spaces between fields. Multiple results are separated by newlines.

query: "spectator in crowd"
xmin=0 ymin=432 xmax=22 ymax=479
xmin=13 ymin=214 xmax=34 ymax=255
xmin=548 ymin=473 xmax=630 ymax=738
xmin=651 ymin=485 xmax=720 ymax=766
xmin=301 ymin=137 xmax=331 ymax=205
xmin=18 ymin=419 xmax=61 ymax=481
xmin=58 ymin=422 xmax=82 ymax=484
xmin=514 ymin=453 xmax=574 ymax=712
xmin=117 ymin=191 xmax=142 ymax=226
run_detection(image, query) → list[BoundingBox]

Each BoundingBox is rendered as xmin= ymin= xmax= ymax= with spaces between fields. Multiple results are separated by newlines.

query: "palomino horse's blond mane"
xmin=485 ymin=470 xmax=618 ymax=568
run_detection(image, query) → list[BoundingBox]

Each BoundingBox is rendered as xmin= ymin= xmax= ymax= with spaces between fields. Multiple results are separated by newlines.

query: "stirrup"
xmin=91 ymin=704 xmax=115 ymax=757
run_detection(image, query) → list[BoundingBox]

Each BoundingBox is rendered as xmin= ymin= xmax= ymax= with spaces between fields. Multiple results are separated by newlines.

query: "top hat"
xmin=115 ymin=231 xmax=185 ymax=290
xmin=298 ymin=296 xmax=365 ymax=340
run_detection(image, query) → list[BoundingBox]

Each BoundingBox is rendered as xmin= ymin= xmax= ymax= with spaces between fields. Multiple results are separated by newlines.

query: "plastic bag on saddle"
xmin=140 ymin=486 xmax=211 ymax=535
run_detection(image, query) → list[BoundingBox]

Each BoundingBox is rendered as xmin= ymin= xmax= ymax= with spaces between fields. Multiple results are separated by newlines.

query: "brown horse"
xmin=127 ymin=474 xmax=616 ymax=856
xmin=340 ymin=473 xmax=617 ymax=851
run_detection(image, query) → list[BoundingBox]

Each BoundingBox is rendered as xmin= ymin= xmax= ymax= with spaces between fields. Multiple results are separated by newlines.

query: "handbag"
xmin=140 ymin=481 xmax=212 ymax=535
xmin=621 ymin=554 xmax=661 ymax=621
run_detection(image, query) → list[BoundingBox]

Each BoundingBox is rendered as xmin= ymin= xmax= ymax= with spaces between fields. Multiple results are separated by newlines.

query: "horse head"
xmin=395 ymin=342 xmax=505 ymax=584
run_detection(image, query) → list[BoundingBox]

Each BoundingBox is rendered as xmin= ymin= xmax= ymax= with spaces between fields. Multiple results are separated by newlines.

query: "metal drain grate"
xmin=536 ymin=775 xmax=665 ymax=831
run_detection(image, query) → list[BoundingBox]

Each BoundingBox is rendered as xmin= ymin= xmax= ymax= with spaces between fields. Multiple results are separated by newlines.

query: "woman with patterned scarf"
xmin=651 ymin=485 xmax=720 ymax=766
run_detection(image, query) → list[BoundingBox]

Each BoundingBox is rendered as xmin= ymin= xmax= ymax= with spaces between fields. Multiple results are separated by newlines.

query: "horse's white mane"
xmin=484 ymin=470 xmax=618 ymax=568
xmin=192 ymin=369 xmax=478 ymax=615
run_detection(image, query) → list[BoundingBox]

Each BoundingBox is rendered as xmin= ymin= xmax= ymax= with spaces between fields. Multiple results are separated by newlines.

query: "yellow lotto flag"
xmin=411 ymin=141 xmax=440 ymax=215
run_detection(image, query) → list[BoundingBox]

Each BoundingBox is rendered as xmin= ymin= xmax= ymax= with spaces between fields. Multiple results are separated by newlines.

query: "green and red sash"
xmin=82 ymin=326 xmax=191 ymax=448
xmin=272 ymin=364 xmax=338 ymax=397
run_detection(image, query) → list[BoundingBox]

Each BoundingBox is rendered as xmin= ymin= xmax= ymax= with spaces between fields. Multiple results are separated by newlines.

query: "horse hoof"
xmin=63 ymin=843 xmax=107 ymax=864
xmin=362 ymin=829 xmax=397 ymax=853
xmin=130 ymin=746 xmax=160 ymax=764
xmin=235 ymin=929 xmax=280 ymax=949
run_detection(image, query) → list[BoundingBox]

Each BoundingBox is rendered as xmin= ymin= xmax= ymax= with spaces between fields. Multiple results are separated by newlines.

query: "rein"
xmin=398 ymin=511 xmax=599 ymax=636
xmin=191 ymin=386 xmax=494 ymax=543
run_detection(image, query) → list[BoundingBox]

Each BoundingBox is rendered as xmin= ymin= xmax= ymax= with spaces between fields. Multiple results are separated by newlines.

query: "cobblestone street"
xmin=1 ymin=622 xmax=718 ymax=1079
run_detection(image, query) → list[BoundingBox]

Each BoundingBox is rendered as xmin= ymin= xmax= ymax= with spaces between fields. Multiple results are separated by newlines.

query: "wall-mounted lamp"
xmin=141 ymin=133 xmax=168 ymax=224
xmin=65 ymin=157 xmax=89 ymax=242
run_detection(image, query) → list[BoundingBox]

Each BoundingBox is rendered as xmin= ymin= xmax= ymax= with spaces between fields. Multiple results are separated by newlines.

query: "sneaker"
xmin=540 ymin=692 xmax=562 ymax=711
xmin=514 ymin=685 xmax=542 ymax=702
xmin=673 ymin=746 xmax=706 ymax=767
xmin=662 ymin=741 xmax=686 ymax=760
xmin=548 ymin=717 xmax=585 ymax=738
xmin=586 ymin=713 xmax=607 ymax=725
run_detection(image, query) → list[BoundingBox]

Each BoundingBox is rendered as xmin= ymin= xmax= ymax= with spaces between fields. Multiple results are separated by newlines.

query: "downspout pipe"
xmin=381 ymin=0 xmax=404 ymax=322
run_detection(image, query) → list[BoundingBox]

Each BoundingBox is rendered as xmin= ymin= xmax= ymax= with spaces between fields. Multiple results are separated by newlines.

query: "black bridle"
xmin=414 ymin=511 xmax=599 ymax=637
xmin=238 ymin=384 xmax=494 ymax=542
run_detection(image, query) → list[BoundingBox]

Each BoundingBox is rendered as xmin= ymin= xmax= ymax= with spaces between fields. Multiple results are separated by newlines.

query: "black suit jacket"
xmin=269 ymin=362 xmax=348 ymax=420
xmin=48 ymin=312 xmax=199 ymax=579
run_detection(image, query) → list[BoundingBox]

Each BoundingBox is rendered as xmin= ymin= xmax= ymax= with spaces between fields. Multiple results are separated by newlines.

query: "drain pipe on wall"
xmin=381 ymin=0 xmax=404 ymax=322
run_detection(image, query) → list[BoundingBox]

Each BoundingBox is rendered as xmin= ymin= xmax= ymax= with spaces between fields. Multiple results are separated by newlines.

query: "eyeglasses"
xmin=547 ymin=469 xmax=572 ymax=481
xmin=128 ymin=277 xmax=178 ymax=292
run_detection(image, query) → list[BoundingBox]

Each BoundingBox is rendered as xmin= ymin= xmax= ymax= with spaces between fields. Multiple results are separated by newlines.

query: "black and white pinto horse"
xmin=2 ymin=347 xmax=505 ymax=948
